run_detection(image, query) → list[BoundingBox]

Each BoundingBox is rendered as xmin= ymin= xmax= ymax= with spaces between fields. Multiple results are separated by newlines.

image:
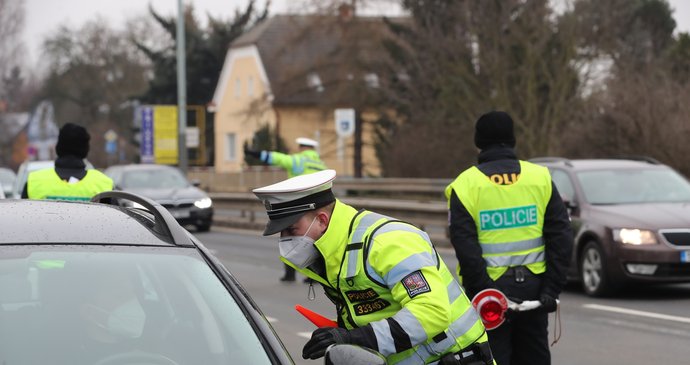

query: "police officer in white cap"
xmin=245 ymin=137 xmax=327 ymax=179
xmin=245 ymin=137 xmax=328 ymax=282
xmin=253 ymin=170 xmax=494 ymax=365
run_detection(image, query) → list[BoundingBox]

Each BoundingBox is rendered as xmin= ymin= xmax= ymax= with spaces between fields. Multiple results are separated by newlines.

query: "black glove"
xmin=539 ymin=293 xmax=558 ymax=313
xmin=244 ymin=147 xmax=262 ymax=159
xmin=303 ymin=327 xmax=351 ymax=360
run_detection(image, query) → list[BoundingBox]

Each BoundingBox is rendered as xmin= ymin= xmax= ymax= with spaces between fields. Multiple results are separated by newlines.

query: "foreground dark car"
xmin=105 ymin=164 xmax=213 ymax=232
xmin=533 ymin=158 xmax=690 ymax=296
xmin=0 ymin=192 xmax=291 ymax=364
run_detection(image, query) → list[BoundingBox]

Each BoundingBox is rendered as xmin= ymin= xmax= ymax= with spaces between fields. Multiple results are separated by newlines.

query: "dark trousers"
xmin=489 ymin=268 xmax=550 ymax=365
xmin=282 ymin=263 xmax=295 ymax=280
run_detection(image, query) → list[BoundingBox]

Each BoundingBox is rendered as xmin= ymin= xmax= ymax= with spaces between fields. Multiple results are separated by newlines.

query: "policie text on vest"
xmin=479 ymin=205 xmax=538 ymax=231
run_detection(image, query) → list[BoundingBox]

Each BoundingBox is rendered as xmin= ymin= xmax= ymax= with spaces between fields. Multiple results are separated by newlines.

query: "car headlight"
xmin=194 ymin=198 xmax=212 ymax=209
xmin=613 ymin=228 xmax=658 ymax=245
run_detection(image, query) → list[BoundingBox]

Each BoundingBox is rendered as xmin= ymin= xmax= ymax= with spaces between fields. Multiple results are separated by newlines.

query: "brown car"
xmin=532 ymin=157 xmax=690 ymax=296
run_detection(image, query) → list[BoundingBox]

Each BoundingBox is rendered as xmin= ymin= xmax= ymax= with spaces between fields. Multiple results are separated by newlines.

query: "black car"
xmin=0 ymin=191 xmax=293 ymax=364
xmin=105 ymin=164 xmax=213 ymax=231
xmin=532 ymin=157 xmax=690 ymax=296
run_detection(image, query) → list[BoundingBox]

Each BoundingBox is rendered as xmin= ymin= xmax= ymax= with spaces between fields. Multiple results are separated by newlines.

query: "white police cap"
xmin=296 ymin=137 xmax=319 ymax=148
xmin=253 ymin=169 xmax=336 ymax=235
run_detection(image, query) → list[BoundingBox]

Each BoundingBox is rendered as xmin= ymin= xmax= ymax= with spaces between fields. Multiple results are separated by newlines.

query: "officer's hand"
xmin=244 ymin=147 xmax=262 ymax=159
xmin=539 ymin=294 xmax=558 ymax=313
xmin=302 ymin=327 xmax=351 ymax=360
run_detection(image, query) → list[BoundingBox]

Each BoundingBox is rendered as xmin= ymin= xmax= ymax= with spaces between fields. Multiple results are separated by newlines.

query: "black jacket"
xmin=448 ymin=146 xmax=574 ymax=299
xmin=21 ymin=156 xmax=88 ymax=198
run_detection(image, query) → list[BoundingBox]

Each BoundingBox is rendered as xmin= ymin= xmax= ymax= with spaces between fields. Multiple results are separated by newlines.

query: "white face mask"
xmin=87 ymin=298 xmax=146 ymax=339
xmin=279 ymin=216 xmax=320 ymax=269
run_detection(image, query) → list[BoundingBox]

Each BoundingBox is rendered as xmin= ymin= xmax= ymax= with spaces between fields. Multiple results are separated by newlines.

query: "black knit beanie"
xmin=55 ymin=123 xmax=90 ymax=159
xmin=474 ymin=111 xmax=516 ymax=150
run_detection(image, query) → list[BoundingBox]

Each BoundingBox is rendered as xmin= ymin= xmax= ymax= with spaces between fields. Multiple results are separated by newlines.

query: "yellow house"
xmin=211 ymin=14 xmax=386 ymax=177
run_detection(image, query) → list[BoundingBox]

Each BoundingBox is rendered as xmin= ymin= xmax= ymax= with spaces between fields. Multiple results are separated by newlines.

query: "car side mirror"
xmin=325 ymin=344 xmax=387 ymax=365
xmin=191 ymin=179 xmax=201 ymax=187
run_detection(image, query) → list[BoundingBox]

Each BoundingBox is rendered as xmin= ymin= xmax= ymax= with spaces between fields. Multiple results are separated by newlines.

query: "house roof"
xmin=222 ymin=14 xmax=401 ymax=105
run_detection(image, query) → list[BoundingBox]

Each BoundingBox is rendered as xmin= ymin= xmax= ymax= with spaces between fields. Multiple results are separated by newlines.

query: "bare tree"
xmin=0 ymin=0 xmax=26 ymax=106
xmin=41 ymin=19 xmax=151 ymax=167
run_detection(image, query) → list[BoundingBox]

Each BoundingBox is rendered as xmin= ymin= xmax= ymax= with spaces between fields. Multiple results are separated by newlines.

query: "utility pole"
xmin=176 ymin=0 xmax=188 ymax=173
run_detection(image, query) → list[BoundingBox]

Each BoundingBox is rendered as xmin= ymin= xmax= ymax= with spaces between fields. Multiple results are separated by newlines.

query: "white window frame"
xmin=234 ymin=78 xmax=242 ymax=98
xmin=225 ymin=133 xmax=236 ymax=161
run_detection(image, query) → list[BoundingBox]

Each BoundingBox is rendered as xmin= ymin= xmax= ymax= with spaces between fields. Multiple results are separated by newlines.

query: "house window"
xmin=234 ymin=78 xmax=241 ymax=98
xmin=248 ymin=76 xmax=254 ymax=96
xmin=307 ymin=72 xmax=324 ymax=93
xmin=225 ymin=133 xmax=236 ymax=161
xmin=364 ymin=73 xmax=379 ymax=88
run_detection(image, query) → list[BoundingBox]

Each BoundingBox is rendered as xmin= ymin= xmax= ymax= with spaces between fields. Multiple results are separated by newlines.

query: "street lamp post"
xmin=176 ymin=0 xmax=188 ymax=174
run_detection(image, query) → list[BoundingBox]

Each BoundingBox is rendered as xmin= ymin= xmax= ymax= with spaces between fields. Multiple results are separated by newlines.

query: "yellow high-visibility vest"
xmin=445 ymin=161 xmax=552 ymax=280
xmin=27 ymin=168 xmax=113 ymax=201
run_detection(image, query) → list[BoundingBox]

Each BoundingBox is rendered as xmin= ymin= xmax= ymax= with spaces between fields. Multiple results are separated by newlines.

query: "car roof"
xmin=532 ymin=158 xmax=670 ymax=171
xmin=23 ymin=160 xmax=55 ymax=171
xmin=108 ymin=164 xmax=179 ymax=171
xmin=0 ymin=199 xmax=176 ymax=246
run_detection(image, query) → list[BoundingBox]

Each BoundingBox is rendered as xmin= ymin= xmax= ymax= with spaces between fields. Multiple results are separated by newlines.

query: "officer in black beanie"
xmin=22 ymin=123 xmax=113 ymax=200
xmin=444 ymin=111 xmax=573 ymax=365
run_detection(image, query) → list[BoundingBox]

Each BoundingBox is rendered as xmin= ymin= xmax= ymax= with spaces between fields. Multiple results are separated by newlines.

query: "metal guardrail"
xmin=210 ymin=191 xmax=451 ymax=246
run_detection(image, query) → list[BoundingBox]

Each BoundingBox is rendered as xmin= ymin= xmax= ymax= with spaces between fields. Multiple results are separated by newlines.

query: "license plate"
xmin=171 ymin=208 xmax=190 ymax=219
xmin=681 ymin=251 xmax=690 ymax=263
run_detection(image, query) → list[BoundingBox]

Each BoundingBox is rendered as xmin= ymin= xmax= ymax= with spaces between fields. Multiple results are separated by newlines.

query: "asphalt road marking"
xmin=584 ymin=303 xmax=690 ymax=324
xmin=266 ymin=316 xmax=277 ymax=323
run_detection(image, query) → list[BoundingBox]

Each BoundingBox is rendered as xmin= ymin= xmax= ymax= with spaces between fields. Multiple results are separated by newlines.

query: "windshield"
xmin=0 ymin=246 xmax=273 ymax=365
xmin=577 ymin=168 xmax=690 ymax=204
xmin=122 ymin=169 xmax=189 ymax=189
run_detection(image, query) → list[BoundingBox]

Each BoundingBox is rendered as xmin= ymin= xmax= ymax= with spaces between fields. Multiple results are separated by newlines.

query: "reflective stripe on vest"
xmin=291 ymin=151 xmax=327 ymax=177
xmin=394 ymin=308 xmax=484 ymax=365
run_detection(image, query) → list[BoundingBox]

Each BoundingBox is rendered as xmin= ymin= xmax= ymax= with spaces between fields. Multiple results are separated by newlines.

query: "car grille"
xmin=162 ymin=203 xmax=194 ymax=209
xmin=660 ymin=230 xmax=690 ymax=247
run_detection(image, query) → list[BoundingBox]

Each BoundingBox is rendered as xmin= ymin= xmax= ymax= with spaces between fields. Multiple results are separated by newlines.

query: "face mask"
xmin=279 ymin=216 xmax=320 ymax=269
xmin=87 ymin=298 xmax=146 ymax=339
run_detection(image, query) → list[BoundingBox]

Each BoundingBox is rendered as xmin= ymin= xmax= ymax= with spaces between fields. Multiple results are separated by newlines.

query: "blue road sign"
xmin=141 ymin=106 xmax=154 ymax=163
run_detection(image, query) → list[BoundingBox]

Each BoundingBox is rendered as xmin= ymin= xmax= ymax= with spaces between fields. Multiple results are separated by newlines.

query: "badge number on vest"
xmin=479 ymin=205 xmax=537 ymax=231
xmin=402 ymin=270 xmax=431 ymax=298
xmin=354 ymin=299 xmax=391 ymax=316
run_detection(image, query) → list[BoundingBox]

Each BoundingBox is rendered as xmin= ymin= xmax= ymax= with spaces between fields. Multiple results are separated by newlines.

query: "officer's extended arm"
xmin=243 ymin=147 xmax=272 ymax=165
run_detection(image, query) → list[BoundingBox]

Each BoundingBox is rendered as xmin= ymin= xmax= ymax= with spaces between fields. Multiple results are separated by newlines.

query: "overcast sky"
xmin=22 ymin=0 xmax=690 ymax=65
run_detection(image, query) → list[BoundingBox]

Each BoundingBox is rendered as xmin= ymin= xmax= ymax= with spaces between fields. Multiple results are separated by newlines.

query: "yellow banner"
xmin=153 ymin=106 xmax=178 ymax=164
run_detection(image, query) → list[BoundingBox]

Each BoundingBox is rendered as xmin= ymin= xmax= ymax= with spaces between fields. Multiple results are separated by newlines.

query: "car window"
xmin=104 ymin=167 xmax=122 ymax=185
xmin=0 ymin=168 xmax=15 ymax=191
xmin=550 ymin=169 xmax=575 ymax=201
xmin=122 ymin=169 xmax=190 ymax=189
xmin=0 ymin=246 xmax=273 ymax=365
xmin=577 ymin=168 xmax=690 ymax=204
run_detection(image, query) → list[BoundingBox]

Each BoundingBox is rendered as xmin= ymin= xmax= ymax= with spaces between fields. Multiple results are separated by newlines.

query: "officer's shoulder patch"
xmin=401 ymin=270 xmax=431 ymax=298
